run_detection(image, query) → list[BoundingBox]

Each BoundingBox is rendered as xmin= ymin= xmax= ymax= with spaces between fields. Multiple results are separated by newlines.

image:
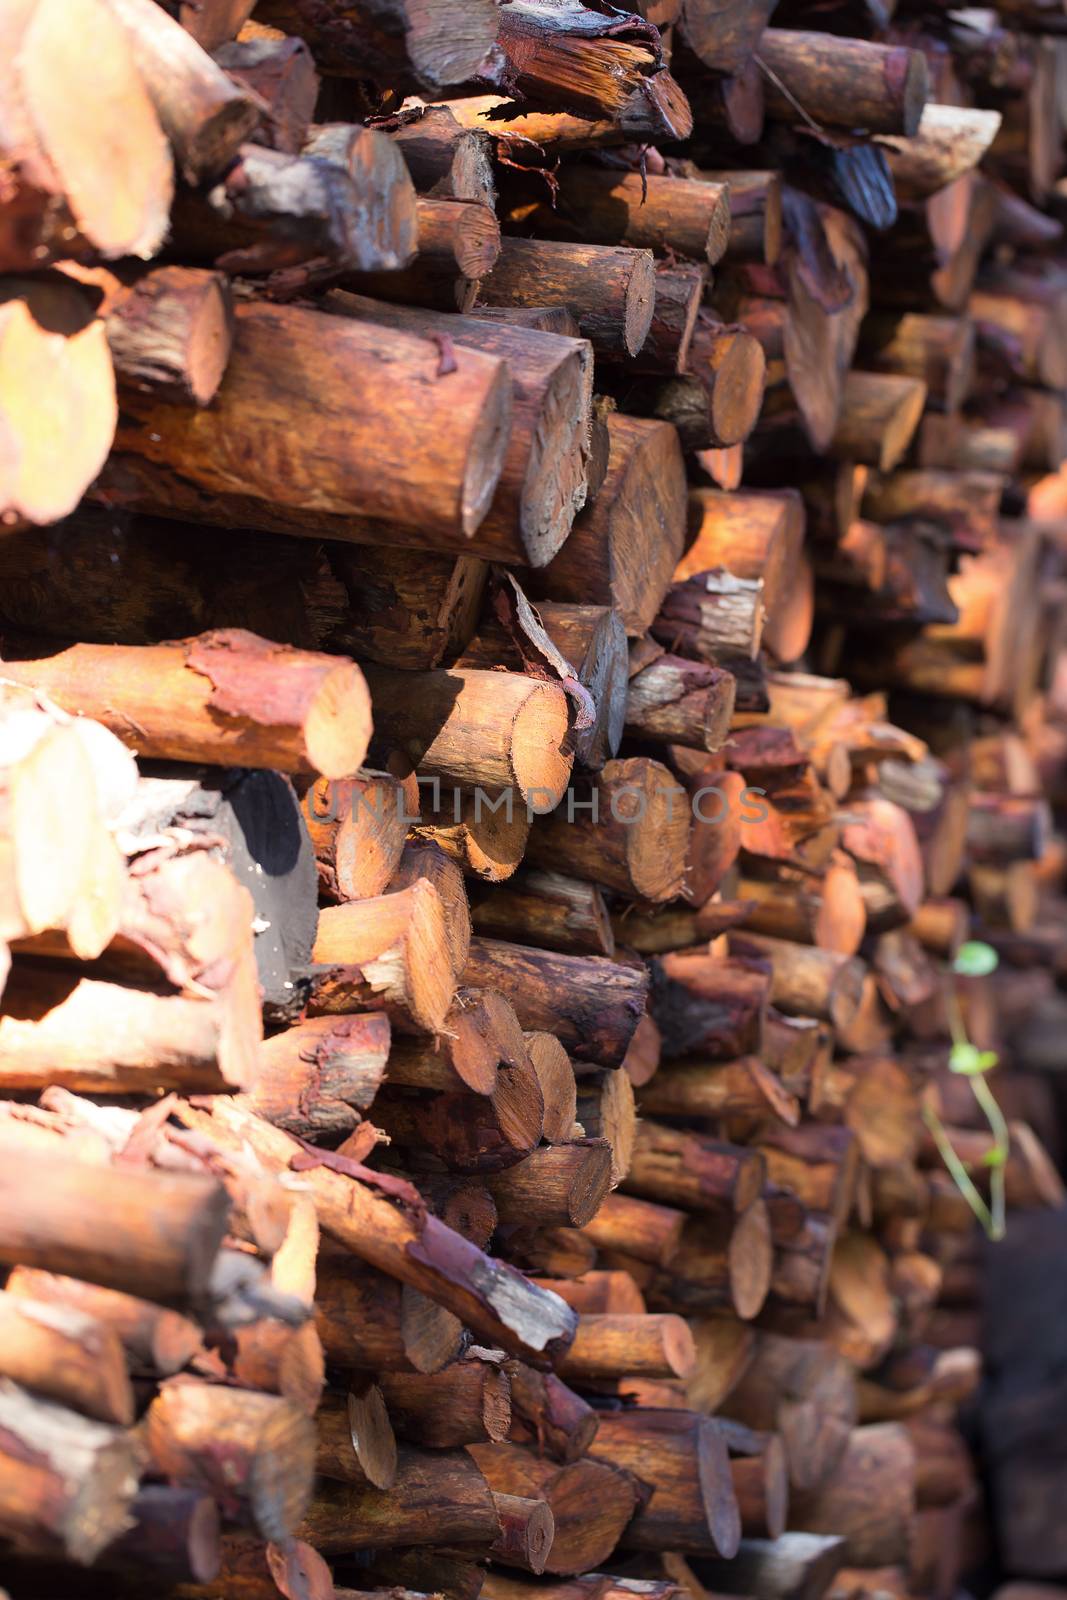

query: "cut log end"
xmin=304 ymin=660 xmax=375 ymax=778
xmin=709 ymin=329 xmax=767 ymax=447
xmin=731 ymin=1198 xmax=774 ymax=1320
xmin=625 ymin=253 xmax=659 ymax=357
xmin=512 ymin=681 xmax=573 ymax=805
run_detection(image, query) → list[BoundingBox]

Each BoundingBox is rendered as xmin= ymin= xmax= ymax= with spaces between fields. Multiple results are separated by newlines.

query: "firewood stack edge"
xmin=1 ymin=0 xmax=1066 ymax=1597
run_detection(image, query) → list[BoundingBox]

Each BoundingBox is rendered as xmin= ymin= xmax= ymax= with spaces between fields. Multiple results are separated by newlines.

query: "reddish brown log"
xmin=625 ymin=1119 xmax=766 ymax=1214
xmin=468 ymin=1443 xmax=639 ymax=1576
xmin=311 ymin=882 xmax=457 ymax=1034
xmin=380 ymin=1358 xmax=512 ymax=1449
xmin=588 ymin=1408 xmax=741 ymax=1556
xmin=758 ymin=31 xmax=929 ymax=136
xmin=3 ymin=1267 xmax=202 ymax=1377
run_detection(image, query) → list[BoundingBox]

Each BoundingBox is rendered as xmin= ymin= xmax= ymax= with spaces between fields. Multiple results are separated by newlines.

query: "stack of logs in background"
xmin=3 ymin=0 xmax=1067 ymax=1598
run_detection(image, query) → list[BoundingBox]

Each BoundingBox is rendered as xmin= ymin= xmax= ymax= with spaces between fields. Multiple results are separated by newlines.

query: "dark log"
xmin=625 ymin=1119 xmax=766 ymax=1214
xmin=480 ymin=238 xmax=656 ymax=361
xmin=252 ymin=0 xmax=500 ymax=90
xmin=758 ymin=31 xmax=929 ymax=136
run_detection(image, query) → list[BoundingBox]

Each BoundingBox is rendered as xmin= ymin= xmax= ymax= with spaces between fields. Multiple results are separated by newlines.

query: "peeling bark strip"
xmin=0 ymin=630 xmax=372 ymax=779
xmin=176 ymin=1098 xmax=577 ymax=1367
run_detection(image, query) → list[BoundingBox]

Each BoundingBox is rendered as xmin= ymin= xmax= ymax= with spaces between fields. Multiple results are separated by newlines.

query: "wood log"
xmin=314 ymin=1385 xmax=399 ymax=1487
xmin=488 ymin=1490 xmax=556 ymax=1575
xmin=878 ymin=104 xmax=1004 ymax=200
xmin=538 ymin=168 xmax=730 ymax=265
xmin=626 ymin=655 xmax=736 ymax=752
xmin=311 ymin=882 xmax=457 ymax=1034
xmin=638 ymin=1055 xmax=799 ymax=1126
xmin=706 ymin=170 xmax=783 ymax=263
xmin=106 ymin=0 xmax=262 ymax=181
xmin=693 ymin=1531 xmax=848 ymax=1600
xmin=2 ymin=1268 xmax=202 ymax=1377
xmin=379 ymin=1359 xmax=511 ymax=1449
xmin=632 ymin=1201 xmax=774 ymax=1320
xmin=100 ymin=300 xmax=513 ymax=553
xmin=214 ymin=33 xmax=319 ymax=155
xmin=735 ymin=860 xmax=866 ymax=955
xmin=575 ymin=1066 xmax=636 ymax=1181
xmin=0 ymin=1288 xmax=133 ymax=1425
xmin=364 ymin=664 xmax=572 ymax=807
xmin=507 ymin=1364 xmax=598 ymax=1461
xmin=677 ymin=0 xmax=776 ymax=76
xmin=588 ymin=1408 xmax=741 ymax=1557
xmin=480 ymin=238 xmax=656 ymax=361
xmin=652 ymin=570 xmax=766 ymax=664
xmin=144 ymin=1380 xmax=315 ymax=1541
xmin=730 ymin=1432 xmax=790 ymax=1540
xmin=463 ymin=937 xmax=649 ymax=1067
xmin=525 ymin=757 xmax=690 ymax=903
xmin=625 ymin=1119 xmax=766 ymax=1214
xmin=323 ymin=542 xmax=488 ymax=673
xmin=729 ymin=933 xmax=866 ymax=1032
xmin=177 ymin=1098 xmax=578 ymax=1367
xmin=301 ymin=1444 xmax=497 ymax=1551
xmin=0 ymin=630 xmax=370 ymax=779
xmin=467 ymin=1443 xmax=639 ymax=1575
xmin=757 ymin=31 xmax=928 ymax=136
xmin=0 ymin=1379 xmax=142 ymax=1564
xmin=97 ymin=264 xmax=234 ymax=407
xmin=829 ymin=373 xmax=928 ymax=473
xmin=488 ymin=1140 xmax=614 ymax=1228
xmin=469 ymin=872 xmax=614 ymax=960
xmin=349 ymin=196 xmax=500 ymax=313
xmin=721 ymin=1333 xmax=857 ymax=1493
xmin=491 ymin=3 xmax=692 ymax=141
xmin=245 ymin=1014 xmax=390 ymax=1140
xmin=789 ymin=1423 xmax=915 ymax=1566
xmin=373 ymin=1051 xmax=545 ymax=1175
xmin=412 ymin=787 xmax=531 ymax=884
xmin=581 ymin=1192 xmax=687 ymax=1267
xmin=301 ymin=773 xmax=412 ymax=903
xmin=652 ymin=951 xmax=769 ymax=1061
xmin=558 ymin=1313 xmax=696 ymax=1383
xmin=857 ymin=312 xmax=975 ymax=414
xmin=388 ymin=106 xmax=495 ymax=207
xmin=0 ymin=1139 xmax=229 ymax=1306
xmin=253 ymin=0 xmax=499 ymax=89
xmin=101 ymin=1484 xmax=221 ymax=1585
xmin=314 ymin=1261 xmax=464 ymax=1375
xmin=384 ymin=989 xmax=526 ymax=1099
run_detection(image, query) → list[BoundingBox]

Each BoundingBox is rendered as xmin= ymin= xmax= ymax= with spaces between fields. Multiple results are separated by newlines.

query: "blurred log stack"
xmin=2 ymin=0 xmax=1067 ymax=1596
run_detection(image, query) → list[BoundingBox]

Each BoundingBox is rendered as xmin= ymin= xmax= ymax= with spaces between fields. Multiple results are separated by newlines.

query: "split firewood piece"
xmin=106 ymin=0 xmax=262 ymax=180
xmin=470 ymin=872 xmax=614 ymax=959
xmin=0 ymin=1288 xmax=134 ymax=1424
xmin=759 ymin=1125 xmax=860 ymax=1230
xmin=706 ymin=170 xmax=782 ymax=263
xmin=0 ymin=1379 xmax=142 ymax=1563
xmin=463 ymin=937 xmax=649 ymax=1067
xmin=380 ymin=1358 xmax=512 ymax=1450
xmin=253 ymin=0 xmax=499 ymax=89
xmin=0 ymin=631 xmax=370 ymax=779
xmin=652 ymin=570 xmax=765 ymax=664
xmin=214 ymin=33 xmax=319 ymax=154
xmin=525 ymin=757 xmax=690 ymax=903
xmin=372 ymin=1047 xmax=545 ymax=1174
xmin=624 ymin=1120 xmax=766 ymax=1215
xmin=507 ymin=1364 xmax=598 ymax=1462
xmin=179 ymin=1097 xmax=578 ymax=1367
xmin=146 ymin=1380 xmax=316 ymax=1542
xmin=389 ymin=840 xmax=471 ymax=977
xmin=735 ymin=860 xmax=867 ymax=956
xmin=491 ymin=2 xmax=691 ymax=140
xmin=0 ymin=279 xmax=116 ymax=526
xmin=480 ymin=239 xmax=656 ymax=361
xmin=757 ymin=31 xmax=928 ymax=136
xmin=455 ymin=599 xmax=626 ymax=770
xmin=588 ymin=1408 xmax=740 ymax=1557
xmin=729 ymin=933 xmax=866 ymax=1033
xmin=349 ymin=196 xmax=500 ymax=313
xmin=862 ymin=468 xmax=1004 ymax=549
xmin=626 ymin=655 xmax=737 ymax=753
xmin=312 ymin=882 xmax=457 ymax=1034
xmin=95 ymin=264 xmax=234 ymax=407
xmin=557 ymin=1313 xmax=696 ymax=1384
xmin=364 ymin=665 xmax=572 ymax=807
xmin=387 ymin=106 xmax=495 ymax=207
xmin=318 ymin=293 xmax=589 ymax=574
xmin=487 ymin=1140 xmax=614 ymax=1228
xmin=314 ymin=1385 xmax=399 ymax=1488
xmin=829 ymin=373 xmax=928 ymax=473
xmin=326 ymin=543 xmax=488 ymax=670
xmin=652 ymin=951 xmax=769 ymax=1061
xmin=679 ymin=487 xmax=807 ymax=662
xmin=0 ymin=961 xmax=255 ymax=1094
xmin=696 ymin=1531 xmax=848 ymax=1600
xmin=467 ymin=1442 xmax=639 ymax=1575
xmin=314 ymin=1261 xmax=464 ymax=1375
xmin=789 ymin=1423 xmax=916 ymax=1567
xmin=877 ymin=104 xmax=1003 ymax=200
xmin=544 ymin=168 xmax=730 ymax=264
xmin=522 ymin=1032 xmax=577 ymax=1143
xmin=638 ymin=1056 xmax=800 ymax=1127
xmin=857 ymin=313 xmax=975 ymax=415
xmin=0 ymin=0 xmax=173 ymax=269
xmin=719 ymin=1333 xmax=857 ymax=1493
xmin=0 ymin=1139 xmax=230 ymax=1307
xmin=246 ymin=1014 xmax=391 ymax=1141
xmin=301 ymin=773 xmax=412 ymax=903
xmin=102 ymin=300 xmax=512 ymax=550
xmin=385 ymin=989 xmax=525 ymax=1097
xmin=301 ymin=1445 xmax=498 ymax=1551
xmin=3 ymin=1267 xmax=201 ymax=1377
xmin=168 ymin=136 xmax=415 ymax=277
xmin=575 ymin=1066 xmax=635 ymax=1184
xmin=529 ymin=413 xmax=687 ymax=635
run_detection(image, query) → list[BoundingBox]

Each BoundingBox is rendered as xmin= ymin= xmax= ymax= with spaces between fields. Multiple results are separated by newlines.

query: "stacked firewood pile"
xmin=2 ymin=0 xmax=1067 ymax=1596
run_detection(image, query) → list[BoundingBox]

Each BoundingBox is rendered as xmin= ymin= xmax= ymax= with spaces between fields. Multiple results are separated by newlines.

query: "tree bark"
xmin=480 ymin=238 xmax=656 ymax=361
xmin=349 ymin=196 xmax=500 ymax=313
xmin=470 ymin=871 xmax=615 ymax=958
xmin=252 ymin=0 xmax=500 ymax=90
xmin=758 ymin=31 xmax=929 ymax=136
xmin=588 ymin=1407 xmax=741 ymax=1557
xmin=626 ymin=655 xmax=737 ymax=752
xmin=624 ymin=1119 xmax=766 ymax=1213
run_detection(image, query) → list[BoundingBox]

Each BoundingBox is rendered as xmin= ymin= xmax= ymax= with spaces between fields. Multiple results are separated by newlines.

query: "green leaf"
xmin=953 ymin=941 xmax=999 ymax=978
xmin=982 ymin=1147 xmax=1007 ymax=1168
xmin=977 ymin=1050 xmax=1000 ymax=1072
xmin=949 ymin=1041 xmax=983 ymax=1074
